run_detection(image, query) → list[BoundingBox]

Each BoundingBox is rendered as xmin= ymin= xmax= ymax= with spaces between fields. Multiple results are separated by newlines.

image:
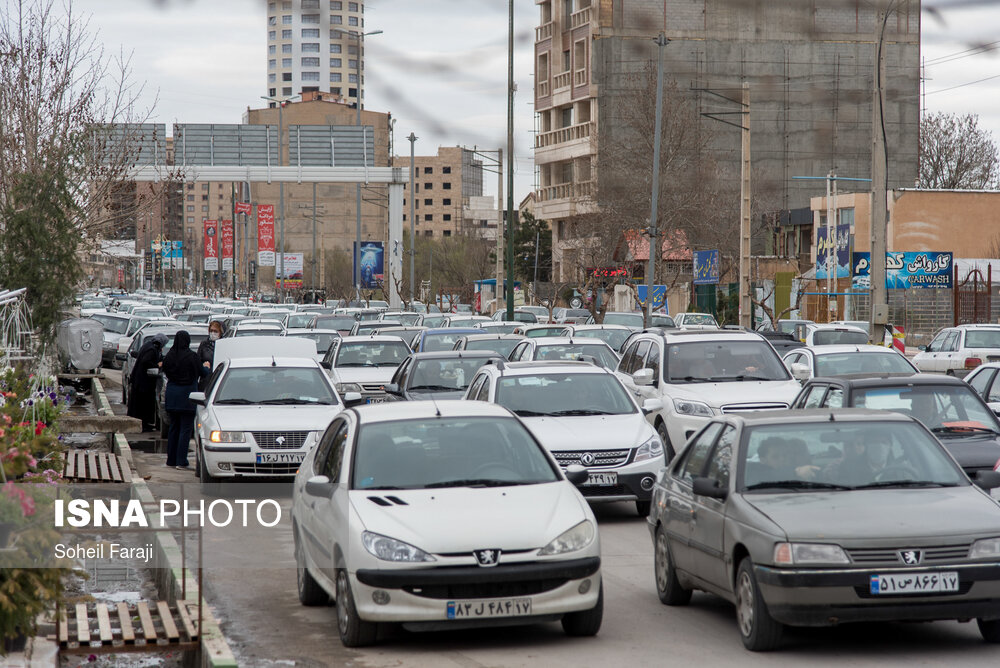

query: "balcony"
xmin=537 ymin=180 xmax=593 ymax=202
xmin=535 ymin=121 xmax=592 ymax=149
xmin=537 ymin=79 xmax=550 ymax=98
xmin=553 ymin=70 xmax=572 ymax=91
xmin=535 ymin=21 xmax=553 ymax=41
xmin=571 ymin=6 xmax=593 ymax=29
xmin=574 ymin=68 xmax=587 ymax=87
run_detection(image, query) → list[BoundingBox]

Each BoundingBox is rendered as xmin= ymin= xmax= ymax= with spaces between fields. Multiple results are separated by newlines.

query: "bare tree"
xmin=918 ymin=112 xmax=1000 ymax=189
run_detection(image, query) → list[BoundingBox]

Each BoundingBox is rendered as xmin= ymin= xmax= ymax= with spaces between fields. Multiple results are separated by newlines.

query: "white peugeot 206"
xmin=291 ymin=400 xmax=603 ymax=647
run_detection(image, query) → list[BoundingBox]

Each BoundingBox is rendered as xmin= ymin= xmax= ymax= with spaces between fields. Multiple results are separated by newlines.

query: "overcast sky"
xmin=66 ymin=0 xmax=1000 ymax=203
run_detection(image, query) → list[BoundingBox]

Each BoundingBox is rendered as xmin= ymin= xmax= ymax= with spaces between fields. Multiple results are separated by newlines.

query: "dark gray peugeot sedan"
xmin=647 ymin=409 xmax=1000 ymax=651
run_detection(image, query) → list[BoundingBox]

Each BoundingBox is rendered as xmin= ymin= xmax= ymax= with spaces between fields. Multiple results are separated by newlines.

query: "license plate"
xmin=366 ymin=396 xmax=387 ymax=404
xmin=446 ymin=597 xmax=532 ymax=619
xmin=583 ymin=471 xmax=618 ymax=486
xmin=255 ymin=452 xmax=305 ymax=464
xmin=869 ymin=571 xmax=960 ymax=595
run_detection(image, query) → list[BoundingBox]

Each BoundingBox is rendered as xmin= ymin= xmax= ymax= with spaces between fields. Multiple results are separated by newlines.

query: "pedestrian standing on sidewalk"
xmin=127 ymin=333 xmax=167 ymax=431
xmin=161 ymin=330 xmax=206 ymax=469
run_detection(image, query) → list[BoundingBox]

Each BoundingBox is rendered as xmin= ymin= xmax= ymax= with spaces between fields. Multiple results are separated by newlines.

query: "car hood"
xmin=668 ymin=380 xmax=801 ymax=409
xmin=521 ymin=414 xmax=654 ymax=450
xmin=331 ymin=366 xmax=397 ymax=384
xmin=932 ymin=432 xmax=1000 ymax=470
xmin=208 ymin=404 xmax=339 ymax=431
xmin=405 ymin=390 xmax=467 ymax=401
xmin=743 ymin=486 xmax=1000 ymax=542
xmin=351 ymin=482 xmax=589 ymax=553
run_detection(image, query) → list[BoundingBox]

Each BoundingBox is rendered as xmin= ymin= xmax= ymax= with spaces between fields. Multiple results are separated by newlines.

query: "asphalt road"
xmin=107 ymin=373 xmax=1000 ymax=667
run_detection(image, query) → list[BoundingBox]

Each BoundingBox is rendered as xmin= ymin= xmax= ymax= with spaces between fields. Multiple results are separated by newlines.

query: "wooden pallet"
xmin=63 ymin=450 xmax=133 ymax=483
xmin=55 ymin=601 xmax=199 ymax=655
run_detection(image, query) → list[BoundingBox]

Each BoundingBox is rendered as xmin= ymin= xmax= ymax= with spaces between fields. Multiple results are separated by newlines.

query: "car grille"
xmin=251 ymin=431 xmax=309 ymax=449
xmin=404 ymin=578 xmax=567 ymax=599
xmin=846 ymin=544 xmax=971 ymax=565
xmin=551 ymin=449 xmax=631 ymax=468
xmin=361 ymin=383 xmax=386 ymax=393
xmin=720 ymin=402 xmax=788 ymax=413
xmin=232 ymin=463 xmax=300 ymax=475
xmin=578 ymin=484 xmax=632 ymax=498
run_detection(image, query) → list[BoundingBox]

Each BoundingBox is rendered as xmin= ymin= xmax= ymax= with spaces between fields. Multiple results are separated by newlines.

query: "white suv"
xmin=615 ymin=330 xmax=801 ymax=458
xmin=912 ymin=324 xmax=1000 ymax=377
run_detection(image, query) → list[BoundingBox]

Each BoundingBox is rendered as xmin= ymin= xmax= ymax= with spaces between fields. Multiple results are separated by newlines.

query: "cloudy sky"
xmin=66 ymin=0 xmax=1000 ymax=203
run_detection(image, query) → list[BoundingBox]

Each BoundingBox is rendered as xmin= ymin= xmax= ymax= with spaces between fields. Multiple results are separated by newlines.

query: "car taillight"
xmin=965 ymin=357 xmax=982 ymax=369
xmin=995 ymin=458 xmax=1000 ymax=473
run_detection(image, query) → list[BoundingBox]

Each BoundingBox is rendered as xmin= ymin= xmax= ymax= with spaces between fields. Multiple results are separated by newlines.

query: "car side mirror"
xmin=342 ymin=392 xmax=364 ymax=407
xmin=633 ymin=368 xmax=654 ymax=386
xmin=918 ymin=345 xmax=927 ymax=352
xmin=973 ymin=470 xmax=1000 ymax=490
xmin=692 ymin=476 xmax=728 ymax=500
xmin=129 ymin=350 xmax=138 ymax=359
xmin=791 ymin=362 xmax=811 ymax=381
xmin=564 ymin=464 xmax=589 ymax=486
xmin=188 ymin=391 xmax=206 ymax=406
xmin=320 ymin=360 xmax=331 ymax=370
xmin=305 ymin=474 xmax=335 ymax=497
xmin=641 ymin=398 xmax=664 ymax=415
xmin=384 ymin=383 xmax=402 ymax=395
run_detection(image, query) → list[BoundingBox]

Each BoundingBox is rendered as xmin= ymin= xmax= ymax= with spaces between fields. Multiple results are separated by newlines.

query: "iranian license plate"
xmin=869 ymin=571 xmax=960 ymax=595
xmin=255 ymin=452 xmax=305 ymax=464
xmin=366 ymin=396 xmax=387 ymax=404
xmin=584 ymin=471 xmax=618 ymax=486
xmin=446 ymin=597 xmax=532 ymax=619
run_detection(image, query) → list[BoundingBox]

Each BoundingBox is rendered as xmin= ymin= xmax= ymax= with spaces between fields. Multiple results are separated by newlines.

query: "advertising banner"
xmin=852 ymin=251 xmax=953 ymax=289
xmin=275 ymin=253 xmax=304 ymax=289
xmin=636 ymin=284 xmax=667 ymax=310
xmin=693 ymin=250 xmax=720 ymax=285
xmin=353 ymin=241 xmax=385 ymax=289
xmin=203 ymin=220 xmax=218 ymax=271
xmin=221 ymin=221 xmax=234 ymax=271
xmin=235 ymin=201 xmax=252 ymax=216
xmin=816 ymin=224 xmax=852 ymax=279
xmin=257 ymin=205 xmax=275 ymax=266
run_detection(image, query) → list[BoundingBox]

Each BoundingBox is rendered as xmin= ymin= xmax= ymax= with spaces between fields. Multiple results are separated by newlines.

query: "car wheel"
xmin=635 ymin=500 xmax=652 ymax=516
xmin=735 ymin=558 xmax=783 ymax=651
xmin=978 ymin=618 xmax=1000 ymax=643
xmin=654 ymin=527 xmax=691 ymax=606
xmin=198 ymin=443 xmax=220 ymax=493
xmin=561 ymin=582 xmax=603 ymax=637
xmin=295 ymin=530 xmax=329 ymax=606
xmin=336 ymin=570 xmax=377 ymax=647
xmin=656 ymin=421 xmax=675 ymax=462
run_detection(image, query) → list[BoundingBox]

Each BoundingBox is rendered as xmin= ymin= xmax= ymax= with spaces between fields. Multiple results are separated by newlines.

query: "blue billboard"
xmin=816 ymin=225 xmax=852 ymax=279
xmin=636 ymin=284 xmax=667 ymax=311
xmin=353 ymin=241 xmax=384 ymax=289
xmin=852 ymin=251 xmax=953 ymax=289
xmin=693 ymin=250 xmax=720 ymax=285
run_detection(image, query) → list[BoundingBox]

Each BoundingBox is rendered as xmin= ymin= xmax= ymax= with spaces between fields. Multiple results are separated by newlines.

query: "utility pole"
xmin=870 ymin=8 xmax=890 ymax=343
xmin=407 ymin=132 xmax=417 ymax=307
xmin=738 ymin=82 xmax=752 ymax=329
xmin=533 ymin=229 xmax=540 ymax=304
xmin=825 ymin=170 xmax=834 ymax=320
xmin=505 ymin=0 xmax=515 ymax=320
xmin=312 ymin=182 xmax=317 ymax=294
xmin=645 ymin=33 xmax=669 ymax=329
xmin=231 ymin=182 xmax=237 ymax=300
xmin=496 ymin=147 xmax=504 ymax=313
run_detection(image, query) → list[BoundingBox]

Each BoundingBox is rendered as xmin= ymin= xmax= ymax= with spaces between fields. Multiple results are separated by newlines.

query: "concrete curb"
xmin=91 ymin=378 xmax=238 ymax=668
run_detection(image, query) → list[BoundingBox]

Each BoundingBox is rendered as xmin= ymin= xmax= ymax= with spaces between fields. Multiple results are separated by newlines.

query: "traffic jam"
xmin=90 ymin=292 xmax=1000 ymax=651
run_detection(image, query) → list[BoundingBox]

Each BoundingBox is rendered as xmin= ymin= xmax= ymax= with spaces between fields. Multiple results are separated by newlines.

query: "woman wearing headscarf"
xmin=161 ymin=330 xmax=207 ymax=469
xmin=127 ymin=333 xmax=167 ymax=432
xmin=196 ymin=321 xmax=224 ymax=390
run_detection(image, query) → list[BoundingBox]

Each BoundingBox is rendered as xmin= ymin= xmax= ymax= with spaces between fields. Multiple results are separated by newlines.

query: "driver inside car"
xmin=831 ymin=433 xmax=893 ymax=486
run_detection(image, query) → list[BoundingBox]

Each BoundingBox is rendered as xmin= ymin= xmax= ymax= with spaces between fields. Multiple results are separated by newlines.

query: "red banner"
xmin=221 ymin=220 xmax=234 ymax=270
xmin=235 ymin=201 xmax=252 ymax=216
xmin=257 ymin=204 xmax=275 ymax=267
xmin=203 ymin=220 xmax=218 ymax=271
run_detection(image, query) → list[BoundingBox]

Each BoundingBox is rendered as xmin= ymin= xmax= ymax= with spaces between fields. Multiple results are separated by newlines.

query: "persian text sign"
xmin=203 ymin=220 xmax=218 ymax=271
xmin=221 ymin=221 xmax=234 ymax=271
xmin=852 ymin=252 xmax=953 ymax=289
xmin=257 ymin=205 xmax=275 ymax=266
xmin=235 ymin=201 xmax=252 ymax=216
xmin=693 ymin=250 xmax=720 ymax=285
xmin=816 ymin=225 xmax=852 ymax=279
xmin=275 ymin=253 xmax=304 ymax=288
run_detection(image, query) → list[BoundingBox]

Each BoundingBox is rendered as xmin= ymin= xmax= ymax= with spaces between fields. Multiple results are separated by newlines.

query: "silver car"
xmin=647 ymin=409 xmax=1000 ymax=650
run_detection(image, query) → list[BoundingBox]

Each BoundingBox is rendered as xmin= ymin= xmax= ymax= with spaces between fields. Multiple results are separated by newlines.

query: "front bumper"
xmin=755 ymin=562 xmax=1000 ymax=626
xmin=201 ymin=443 xmax=307 ymax=478
xmin=576 ymin=468 xmax=658 ymax=503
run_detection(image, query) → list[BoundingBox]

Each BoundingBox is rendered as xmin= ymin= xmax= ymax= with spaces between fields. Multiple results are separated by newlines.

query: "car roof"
xmin=496 ymin=360 xmax=610 ymax=375
xmin=226 ymin=356 xmax=323 ymax=369
xmin=725 ymin=407 xmax=917 ymax=427
xmin=806 ymin=323 xmax=867 ymax=332
xmin=794 ymin=344 xmax=905 ymax=355
xmin=352 ymin=399 xmax=515 ymax=422
xmin=806 ymin=372 xmax=966 ymax=388
xmin=407 ymin=350 xmax=504 ymax=361
xmin=528 ymin=337 xmax=612 ymax=346
xmin=421 ymin=328 xmax=482 ymax=335
xmin=461 ymin=333 xmax=523 ymax=340
xmin=638 ymin=329 xmax=755 ymax=341
xmin=285 ymin=328 xmax=340 ymax=335
xmin=566 ymin=324 xmax=632 ymax=331
xmin=338 ymin=334 xmax=413 ymax=343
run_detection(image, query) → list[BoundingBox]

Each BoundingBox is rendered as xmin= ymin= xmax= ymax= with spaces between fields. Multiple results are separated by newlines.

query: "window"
xmin=826 ymin=387 xmax=844 ymax=409
xmin=330 ymin=86 xmax=341 ymax=94
xmin=443 ymin=230 xmax=451 ymax=237
xmin=348 ymin=16 xmax=358 ymax=26
xmin=302 ymin=0 xmax=319 ymax=7
xmin=706 ymin=425 xmax=736 ymax=489
xmin=186 ymin=205 xmax=194 ymax=212
xmin=330 ymin=43 xmax=342 ymax=53
xmin=302 ymin=72 xmax=320 ymax=81
xmin=802 ymin=385 xmax=828 ymax=409
xmin=319 ymin=423 xmax=348 ymax=482
xmin=281 ymin=14 xmax=292 ymax=24
xmin=268 ymin=15 xmax=277 ymax=25
xmin=423 ymin=167 xmax=433 ymax=174
xmin=969 ymin=368 xmax=996 ymax=396
xmin=348 ymin=1 xmax=358 ymax=10
xmin=268 ymin=59 xmax=276 ymax=69
xmin=282 ymin=0 xmax=291 ymax=7
xmin=443 ymin=182 xmax=452 ymax=190
xmin=348 ymin=87 xmax=357 ymax=97
xmin=678 ymin=423 xmax=722 ymax=481
xmin=302 ymin=14 xmax=319 ymax=23
xmin=330 ymin=58 xmax=342 ymax=67
xmin=646 ymin=343 xmax=661 ymax=381
xmin=443 ymin=166 xmax=451 ymax=174
xmin=201 ymin=195 xmax=208 ymax=201
xmin=201 ymin=205 xmax=208 ymax=212
xmin=282 ymin=86 xmax=292 ymax=95
xmin=186 ymin=216 xmax=194 ymax=223
xmin=348 ymin=59 xmax=358 ymax=69
xmin=423 ymin=198 xmax=432 ymax=205
xmin=186 ymin=195 xmax=194 ymax=201
xmin=331 ymin=14 xmax=342 ymax=24
xmin=348 ymin=74 xmax=358 ymax=84
xmin=268 ymin=2 xmax=275 ymax=9
xmin=282 ymin=43 xmax=292 ymax=53
xmin=268 ymin=45 xmax=276 ymax=54
xmin=424 ymin=214 xmax=433 ymax=221
xmin=269 ymin=87 xmax=276 ymax=96
xmin=268 ymin=30 xmax=276 ymax=40
xmin=424 ymin=230 xmax=433 ymax=237
xmin=443 ymin=214 xmax=451 ymax=221
xmin=301 ymin=28 xmax=319 ymax=37
xmin=402 ymin=214 xmax=406 ymax=221
xmin=302 ymin=57 xmax=320 ymax=66
xmin=330 ymin=0 xmax=342 ymax=8
xmin=424 ymin=182 xmax=433 ymax=190
xmin=302 ymin=42 xmax=320 ymax=52
xmin=282 ymin=58 xmax=292 ymax=67
xmin=282 ymin=72 xmax=292 ymax=81
xmin=329 ymin=72 xmax=342 ymax=82
xmin=282 ymin=29 xmax=292 ymax=38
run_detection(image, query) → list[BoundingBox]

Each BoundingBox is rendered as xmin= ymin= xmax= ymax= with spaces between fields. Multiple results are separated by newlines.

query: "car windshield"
xmin=465 ymin=338 xmax=520 ymax=356
xmin=813 ymin=329 xmax=868 ymax=345
xmin=422 ymin=315 xmax=449 ymax=328
xmin=741 ymin=421 xmax=967 ymax=491
xmin=964 ymin=329 xmax=1000 ymax=349
xmin=422 ymin=332 xmax=470 ymax=352
xmin=91 ymin=315 xmax=128 ymax=334
xmin=286 ymin=314 xmax=317 ymax=328
xmin=133 ymin=308 xmax=169 ymax=317
xmin=407 ymin=358 xmax=494 ymax=393
xmin=681 ymin=313 xmax=717 ymax=326
xmin=534 ymin=343 xmax=619 ymax=369
xmin=525 ymin=327 xmax=566 ymax=338
xmin=288 ymin=332 xmax=339 ymax=354
xmin=777 ymin=321 xmax=807 ymax=334
xmin=80 ymin=300 xmax=104 ymax=310
xmin=352 ymin=417 xmax=558 ymax=490
xmin=315 ymin=316 xmax=357 ymax=330
xmin=572 ymin=328 xmax=630 ymax=351
xmin=448 ymin=318 xmax=486 ymax=328
xmin=480 ymin=323 xmax=519 ymax=334
xmin=335 ymin=340 xmax=410 ymax=367
xmin=213 ymin=366 xmax=336 ymax=405
xmin=159 ymin=333 xmax=208 ymax=354
xmin=234 ymin=328 xmax=282 ymax=337
xmin=395 ymin=313 xmax=421 ymax=326
xmin=853 ymin=385 xmax=1000 ymax=433
xmin=496 ymin=373 xmax=636 ymax=417
xmin=562 ymin=309 xmax=590 ymax=318
xmin=665 ymin=340 xmax=789 ymax=382
xmin=814 ymin=352 xmax=915 ymax=376
xmin=356 ymin=322 xmax=399 ymax=333
xmin=651 ymin=315 xmax=676 ymax=328
xmin=604 ymin=313 xmax=644 ymax=328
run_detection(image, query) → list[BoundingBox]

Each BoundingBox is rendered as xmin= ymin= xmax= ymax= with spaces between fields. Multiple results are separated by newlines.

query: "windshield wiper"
xmin=852 ymin=480 xmax=960 ymax=490
xmin=931 ymin=425 xmax=1000 ymax=436
xmin=213 ymin=398 xmax=255 ymax=405
xmin=337 ymin=362 xmax=371 ymax=367
xmin=671 ymin=376 xmax=713 ymax=383
xmin=549 ymin=409 xmax=616 ymax=416
xmin=511 ymin=409 xmax=549 ymax=417
xmin=745 ymin=480 xmax=852 ymax=491
xmin=409 ymin=384 xmax=456 ymax=392
xmin=424 ymin=478 xmax=530 ymax=488
xmin=259 ymin=398 xmax=332 ymax=405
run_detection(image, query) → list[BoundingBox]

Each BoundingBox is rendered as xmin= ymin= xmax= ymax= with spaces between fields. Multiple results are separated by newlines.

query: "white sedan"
xmin=291 ymin=401 xmax=603 ymax=647
xmin=782 ymin=344 xmax=918 ymax=381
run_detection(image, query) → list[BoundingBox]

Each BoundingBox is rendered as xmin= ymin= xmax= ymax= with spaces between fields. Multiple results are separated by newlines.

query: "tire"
xmin=198 ymin=443 xmax=220 ymax=494
xmin=295 ymin=530 xmax=329 ymax=606
xmin=656 ymin=421 xmax=676 ymax=462
xmin=735 ymin=558 xmax=783 ymax=651
xmin=336 ymin=570 xmax=377 ymax=647
xmin=654 ymin=527 xmax=691 ymax=606
xmin=570 ymin=297 xmax=583 ymax=309
xmin=635 ymin=500 xmax=652 ymax=517
xmin=561 ymin=582 xmax=603 ymax=637
xmin=978 ymin=618 xmax=1000 ymax=643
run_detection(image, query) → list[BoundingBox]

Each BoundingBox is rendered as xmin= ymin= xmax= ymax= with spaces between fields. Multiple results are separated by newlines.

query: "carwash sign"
xmin=852 ymin=251 xmax=953 ymax=290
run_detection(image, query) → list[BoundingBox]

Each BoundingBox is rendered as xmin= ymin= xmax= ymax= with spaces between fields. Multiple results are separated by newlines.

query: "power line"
xmin=927 ymin=72 xmax=1000 ymax=95
xmin=925 ymin=39 xmax=1000 ymax=65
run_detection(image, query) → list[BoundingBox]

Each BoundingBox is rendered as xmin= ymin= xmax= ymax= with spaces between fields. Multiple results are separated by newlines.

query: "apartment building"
xmin=534 ymin=0 xmax=920 ymax=282
xmin=266 ymin=0 xmax=367 ymax=106
xmin=391 ymin=146 xmax=488 ymax=238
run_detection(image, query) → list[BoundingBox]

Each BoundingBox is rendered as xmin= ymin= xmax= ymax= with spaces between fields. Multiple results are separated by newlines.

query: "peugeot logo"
xmin=275 ymin=436 xmax=285 ymax=446
xmin=580 ymin=453 xmax=596 ymax=466
xmin=474 ymin=549 xmax=501 ymax=567
xmin=898 ymin=550 xmax=922 ymax=565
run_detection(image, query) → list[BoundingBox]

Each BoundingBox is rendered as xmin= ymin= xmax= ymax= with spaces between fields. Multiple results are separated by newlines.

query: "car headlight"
xmin=210 ymin=430 xmax=246 ymax=443
xmin=970 ymin=537 xmax=1000 ymax=559
xmin=336 ymin=382 xmax=363 ymax=394
xmin=537 ymin=520 xmax=595 ymax=556
xmin=633 ymin=435 xmax=664 ymax=463
xmin=672 ymin=398 xmax=714 ymax=418
xmin=773 ymin=542 xmax=849 ymax=565
xmin=361 ymin=532 xmax=436 ymax=562
xmin=103 ymin=340 xmax=115 ymax=349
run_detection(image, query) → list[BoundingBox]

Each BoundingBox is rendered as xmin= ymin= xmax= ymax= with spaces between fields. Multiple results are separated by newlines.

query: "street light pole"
xmin=505 ymin=0 xmax=515 ymax=320
xmin=261 ymin=93 xmax=299 ymax=303
xmin=407 ymin=132 xmax=417 ymax=306
xmin=645 ymin=33 xmax=669 ymax=329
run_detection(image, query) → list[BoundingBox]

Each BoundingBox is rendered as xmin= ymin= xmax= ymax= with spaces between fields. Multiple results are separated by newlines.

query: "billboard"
xmin=693 ymin=250 xmax=720 ymax=285
xmin=816 ymin=224 xmax=852 ymax=279
xmin=852 ymin=251 xmax=953 ymax=290
xmin=636 ymin=284 xmax=667 ymax=311
xmin=203 ymin=220 xmax=218 ymax=271
xmin=221 ymin=221 xmax=234 ymax=271
xmin=257 ymin=204 xmax=275 ymax=266
xmin=275 ymin=253 xmax=304 ymax=289
xmin=353 ymin=241 xmax=385 ymax=289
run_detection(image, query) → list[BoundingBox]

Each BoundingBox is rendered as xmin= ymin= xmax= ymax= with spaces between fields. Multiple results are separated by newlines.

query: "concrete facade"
xmin=390 ymin=146 xmax=487 ymax=238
